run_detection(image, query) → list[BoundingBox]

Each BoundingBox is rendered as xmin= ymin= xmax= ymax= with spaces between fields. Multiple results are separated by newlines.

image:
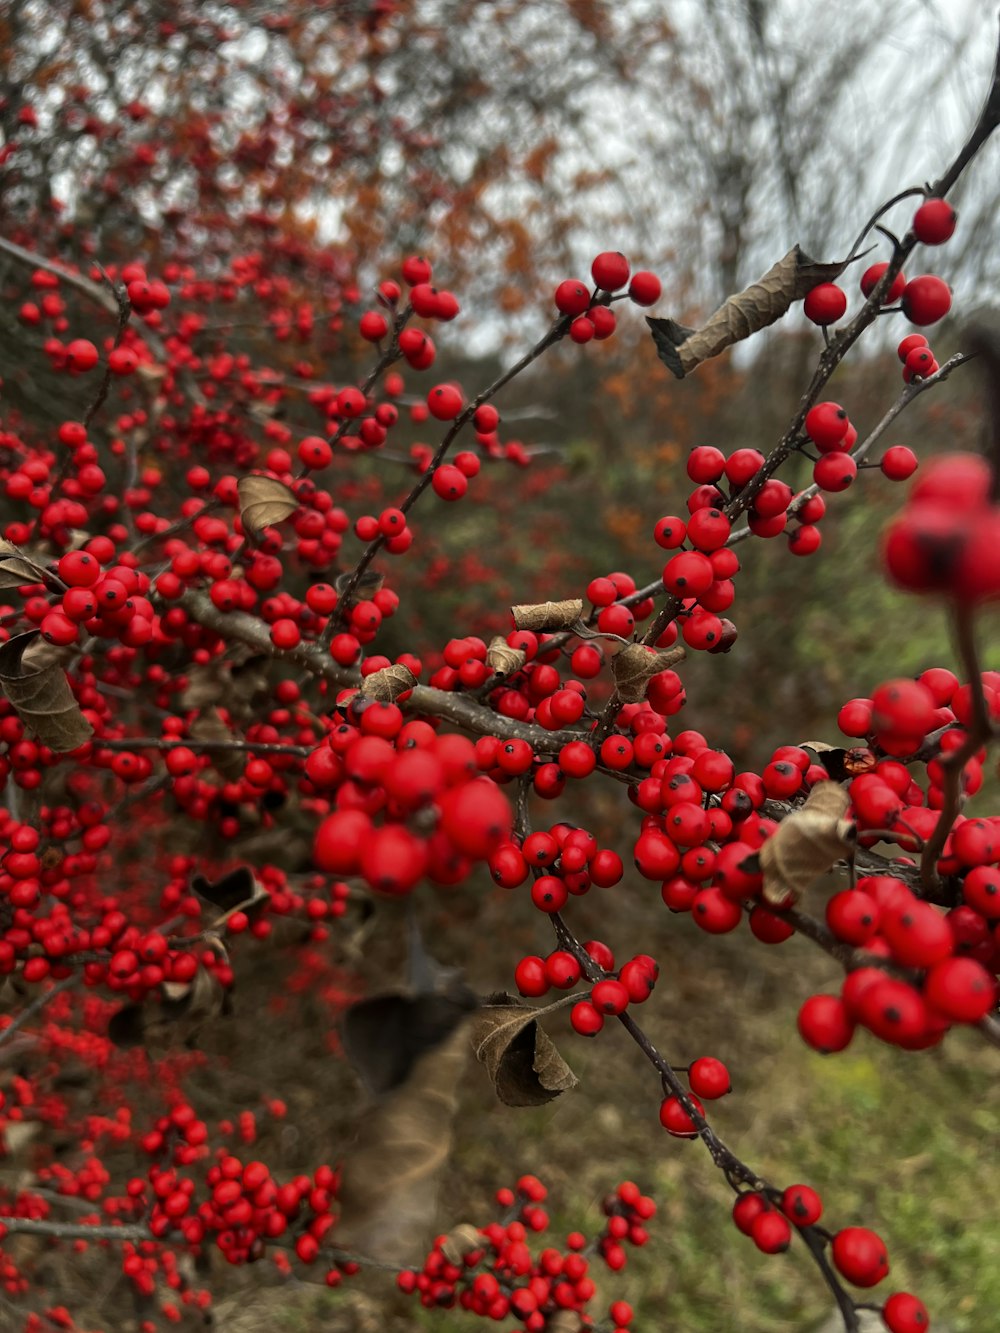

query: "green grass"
xmin=262 ymin=899 xmax=997 ymax=1333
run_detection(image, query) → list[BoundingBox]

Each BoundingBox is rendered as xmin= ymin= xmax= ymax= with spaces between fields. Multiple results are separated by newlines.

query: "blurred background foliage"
xmin=1 ymin=1 xmax=999 ymax=1329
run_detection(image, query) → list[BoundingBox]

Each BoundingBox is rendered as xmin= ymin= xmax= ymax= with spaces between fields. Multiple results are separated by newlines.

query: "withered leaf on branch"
xmin=648 ymin=246 xmax=849 ymax=379
xmin=342 ymin=985 xmax=478 ymax=1098
xmin=0 ymin=631 xmax=93 ymax=752
xmin=236 ymin=474 xmax=297 ymax=540
xmin=336 ymin=1011 xmax=472 ymax=1263
xmin=759 ymin=781 xmax=855 ymax=908
xmin=439 ymin=1223 xmax=484 ymax=1266
xmin=471 ymin=992 xmax=578 ymax=1107
xmin=188 ymin=707 xmax=245 ymax=780
xmin=486 ymin=636 xmax=526 ymax=677
xmin=0 ymin=539 xmax=50 ymax=591
xmin=108 ymin=965 xmax=227 ymax=1051
xmin=191 ymin=866 xmax=270 ymax=923
xmin=547 ymin=1312 xmax=587 ymax=1333
xmin=612 ymin=643 xmax=685 ymax=703
xmin=359 ymin=663 xmax=417 ymax=702
xmin=511 ymin=599 xmax=583 ymax=632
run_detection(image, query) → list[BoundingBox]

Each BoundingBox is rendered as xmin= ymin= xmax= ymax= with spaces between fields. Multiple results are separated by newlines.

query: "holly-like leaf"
xmin=648 ymin=246 xmax=849 ymax=379
xmin=759 ymin=781 xmax=855 ymax=907
xmin=237 ymin=474 xmax=297 ymax=540
xmin=0 ymin=631 xmax=93 ymax=752
xmin=336 ymin=1009 xmax=472 ymax=1263
xmin=471 ymin=991 xmax=578 ymax=1107
xmin=342 ymin=985 xmax=478 ymax=1097
xmin=0 ymin=539 xmax=49 ymax=591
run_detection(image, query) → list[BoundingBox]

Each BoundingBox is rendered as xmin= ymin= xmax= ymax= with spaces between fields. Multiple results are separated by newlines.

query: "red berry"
xmin=880 ymin=446 xmax=918 ymax=480
xmin=658 ymin=1093 xmax=704 ymax=1137
xmin=923 ymin=956 xmax=996 ymax=1022
xmin=803 ymin=283 xmax=847 ymax=325
xmin=401 ymin=256 xmax=432 ymax=285
xmin=751 ymin=1211 xmax=792 ymax=1254
xmin=628 ymin=270 xmax=662 ymax=305
xmin=571 ymin=1000 xmax=605 ymax=1036
xmin=797 ymin=994 xmax=855 ymax=1053
xmin=554 ymin=280 xmax=591 ymax=316
xmin=780 ymin=1184 xmax=823 ymax=1227
xmin=65 ymin=338 xmax=99 ymax=371
xmin=901 ymin=275 xmax=951 ymax=326
xmin=688 ymin=1057 xmax=730 ymax=1099
xmin=427 ymin=383 xmax=464 ymax=420
xmin=591 ymin=251 xmax=630 ymax=291
xmin=860 ymin=262 xmax=906 ymax=302
xmin=882 ymin=1292 xmax=930 ymax=1332
xmin=813 ymin=452 xmax=857 ymax=492
xmin=732 ymin=1192 xmax=769 ymax=1236
xmin=831 ymin=1227 xmax=889 ymax=1288
xmin=515 ymin=956 xmax=550 ymax=998
xmin=913 ymin=198 xmax=957 ymax=245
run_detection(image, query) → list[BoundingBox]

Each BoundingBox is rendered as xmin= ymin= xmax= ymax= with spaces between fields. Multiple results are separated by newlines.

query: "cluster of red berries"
xmin=804 ymin=196 xmax=955 ymax=330
xmin=731 ymin=1191 xmax=927 ymax=1329
xmin=394 ymin=1176 xmax=653 ymax=1328
xmin=883 ymin=452 xmax=1000 ymax=603
xmin=311 ymin=724 xmax=513 ymax=895
xmin=553 ymin=251 xmax=662 ymax=344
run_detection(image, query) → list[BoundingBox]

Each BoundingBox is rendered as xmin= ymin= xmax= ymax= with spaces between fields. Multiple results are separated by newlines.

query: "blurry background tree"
xmin=3 ymin=1 xmax=998 ymax=303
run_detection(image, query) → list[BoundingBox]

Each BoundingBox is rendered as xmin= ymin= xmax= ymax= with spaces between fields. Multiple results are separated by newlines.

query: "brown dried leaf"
xmin=439 ymin=1223 xmax=484 ymax=1266
xmin=342 ymin=987 xmax=478 ymax=1097
xmin=0 ymin=631 xmax=92 ymax=752
xmin=486 ymin=636 xmax=525 ymax=677
xmin=191 ymin=866 xmax=270 ymax=923
xmin=759 ymin=782 xmax=855 ymax=907
xmin=108 ymin=965 xmax=227 ymax=1050
xmin=336 ymin=1015 xmax=471 ymax=1263
xmin=0 ymin=539 xmax=49 ymax=591
xmin=511 ymin=599 xmax=583 ymax=632
xmin=547 ymin=1313 xmax=587 ymax=1333
xmin=359 ymin=663 xmax=417 ymax=702
xmin=237 ymin=474 xmax=297 ymax=539
xmin=188 ymin=707 xmax=245 ymax=779
xmin=612 ymin=643 xmax=685 ymax=703
xmin=648 ymin=246 xmax=849 ymax=378
xmin=471 ymin=992 xmax=578 ymax=1107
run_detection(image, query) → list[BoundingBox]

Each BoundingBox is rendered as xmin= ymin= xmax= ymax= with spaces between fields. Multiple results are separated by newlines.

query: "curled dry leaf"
xmin=342 ymin=986 xmax=478 ymax=1098
xmin=188 ymin=707 xmax=245 ymax=780
xmin=510 ymin=599 xmax=584 ymax=632
xmin=359 ymin=663 xmax=417 ymax=702
xmin=0 ymin=539 xmax=50 ymax=591
xmin=335 ymin=567 xmax=385 ymax=599
xmin=547 ymin=1312 xmax=587 ymax=1333
xmin=486 ymin=636 xmax=526 ymax=677
xmin=109 ymin=964 xmax=227 ymax=1051
xmin=648 ymin=246 xmax=849 ymax=379
xmin=438 ymin=1223 xmax=484 ymax=1266
xmin=759 ymin=781 xmax=855 ymax=907
xmin=236 ymin=474 xmax=297 ymax=540
xmin=191 ymin=866 xmax=270 ymax=924
xmin=612 ymin=643 xmax=686 ymax=703
xmin=0 ymin=631 xmax=93 ymax=752
xmin=471 ymin=991 xmax=578 ymax=1107
xmin=336 ymin=1014 xmax=472 ymax=1263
